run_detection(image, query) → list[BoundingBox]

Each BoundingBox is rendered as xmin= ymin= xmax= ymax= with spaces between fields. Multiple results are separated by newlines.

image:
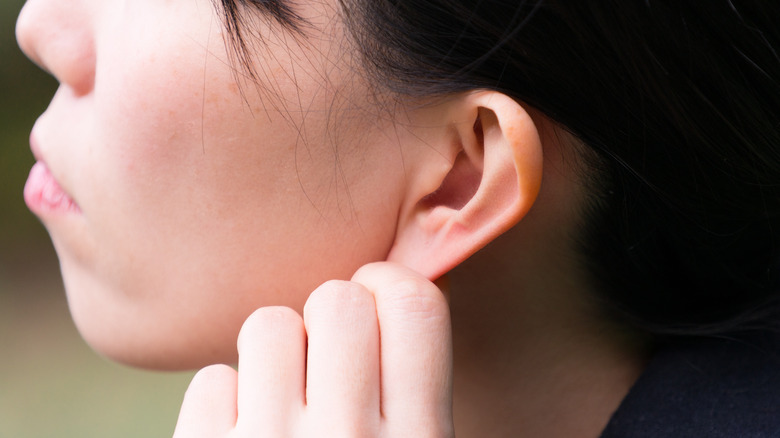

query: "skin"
xmin=16 ymin=0 xmax=415 ymax=368
xmin=16 ymin=0 xmax=646 ymax=435
xmin=174 ymin=263 xmax=454 ymax=437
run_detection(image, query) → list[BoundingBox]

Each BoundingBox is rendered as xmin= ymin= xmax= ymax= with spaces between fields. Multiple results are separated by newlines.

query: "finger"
xmin=351 ymin=262 xmax=454 ymax=435
xmin=235 ymin=306 xmax=306 ymax=433
xmin=173 ymin=364 xmax=238 ymax=438
xmin=303 ymin=280 xmax=381 ymax=432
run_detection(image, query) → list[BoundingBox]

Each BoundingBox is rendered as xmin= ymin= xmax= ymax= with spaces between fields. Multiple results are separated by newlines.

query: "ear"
xmin=386 ymin=91 xmax=543 ymax=280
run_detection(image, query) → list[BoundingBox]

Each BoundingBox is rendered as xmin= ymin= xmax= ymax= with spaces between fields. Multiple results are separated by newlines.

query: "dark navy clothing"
xmin=601 ymin=332 xmax=780 ymax=437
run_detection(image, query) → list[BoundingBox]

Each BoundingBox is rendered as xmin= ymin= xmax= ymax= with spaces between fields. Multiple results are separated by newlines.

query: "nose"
xmin=16 ymin=0 xmax=97 ymax=96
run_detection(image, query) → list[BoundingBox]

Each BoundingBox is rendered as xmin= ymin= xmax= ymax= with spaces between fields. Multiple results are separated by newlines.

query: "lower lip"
xmin=24 ymin=161 xmax=81 ymax=214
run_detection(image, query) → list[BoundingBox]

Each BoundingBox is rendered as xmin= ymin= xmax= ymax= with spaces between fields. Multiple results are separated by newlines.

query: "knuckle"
xmin=379 ymin=277 xmax=449 ymax=324
xmin=190 ymin=363 xmax=236 ymax=388
xmin=352 ymin=261 xmax=383 ymax=279
xmin=238 ymin=306 xmax=301 ymax=347
xmin=242 ymin=306 xmax=300 ymax=330
xmin=304 ymin=279 xmax=374 ymax=316
xmin=246 ymin=306 xmax=299 ymax=326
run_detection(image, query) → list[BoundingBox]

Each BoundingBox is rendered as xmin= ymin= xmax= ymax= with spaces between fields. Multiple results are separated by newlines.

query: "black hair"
xmin=342 ymin=0 xmax=780 ymax=337
xmin=224 ymin=0 xmax=780 ymax=338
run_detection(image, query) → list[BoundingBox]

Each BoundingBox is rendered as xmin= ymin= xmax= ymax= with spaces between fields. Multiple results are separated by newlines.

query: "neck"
xmin=447 ymin=244 xmax=649 ymax=438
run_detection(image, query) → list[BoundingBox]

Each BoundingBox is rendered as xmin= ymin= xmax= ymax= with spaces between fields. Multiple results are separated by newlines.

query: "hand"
xmin=173 ymin=262 xmax=454 ymax=437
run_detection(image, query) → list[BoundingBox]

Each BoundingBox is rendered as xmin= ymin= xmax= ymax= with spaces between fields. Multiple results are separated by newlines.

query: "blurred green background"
xmin=0 ymin=1 xmax=194 ymax=437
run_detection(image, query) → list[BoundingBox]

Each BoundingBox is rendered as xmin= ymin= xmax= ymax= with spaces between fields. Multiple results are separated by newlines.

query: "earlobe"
xmin=387 ymin=92 xmax=543 ymax=280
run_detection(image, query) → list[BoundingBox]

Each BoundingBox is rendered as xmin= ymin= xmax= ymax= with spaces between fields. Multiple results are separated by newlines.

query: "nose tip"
xmin=16 ymin=0 xmax=96 ymax=96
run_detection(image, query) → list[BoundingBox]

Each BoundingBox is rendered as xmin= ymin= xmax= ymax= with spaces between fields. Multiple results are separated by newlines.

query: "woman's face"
xmin=16 ymin=0 xmax=410 ymax=368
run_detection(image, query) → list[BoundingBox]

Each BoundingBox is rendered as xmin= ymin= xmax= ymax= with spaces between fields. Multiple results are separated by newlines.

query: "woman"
xmin=16 ymin=0 xmax=780 ymax=436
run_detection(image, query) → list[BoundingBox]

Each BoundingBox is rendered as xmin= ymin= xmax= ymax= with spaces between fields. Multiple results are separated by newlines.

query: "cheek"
xmin=67 ymin=47 xmax=403 ymax=369
xmin=57 ymin=1 xmax=408 ymax=368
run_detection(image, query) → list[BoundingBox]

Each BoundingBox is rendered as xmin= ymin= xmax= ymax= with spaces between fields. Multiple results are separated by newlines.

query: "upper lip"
xmin=28 ymin=130 xmax=80 ymax=207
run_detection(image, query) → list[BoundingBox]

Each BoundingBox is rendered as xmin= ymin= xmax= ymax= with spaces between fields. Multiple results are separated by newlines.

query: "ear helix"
xmin=386 ymin=92 xmax=543 ymax=280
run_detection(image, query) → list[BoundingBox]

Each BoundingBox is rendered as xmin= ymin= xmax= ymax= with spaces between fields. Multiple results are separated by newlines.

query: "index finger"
xmin=351 ymin=262 xmax=453 ymax=434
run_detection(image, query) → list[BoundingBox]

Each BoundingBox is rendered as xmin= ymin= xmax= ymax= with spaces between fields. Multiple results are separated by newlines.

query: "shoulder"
xmin=601 ymin=331 xmax=780 ymax=438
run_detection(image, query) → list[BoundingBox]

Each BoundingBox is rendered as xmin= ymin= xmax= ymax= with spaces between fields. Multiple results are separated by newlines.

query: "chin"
xmin=59 ymin=259 xmax=240 ymax=371
xmin=71 ymin=305 xmax=241 ymax=371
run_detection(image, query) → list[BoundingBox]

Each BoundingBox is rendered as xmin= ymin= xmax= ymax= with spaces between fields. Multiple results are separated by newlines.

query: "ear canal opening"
xmin=420 ymin=156 xmax=482 ymax=212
